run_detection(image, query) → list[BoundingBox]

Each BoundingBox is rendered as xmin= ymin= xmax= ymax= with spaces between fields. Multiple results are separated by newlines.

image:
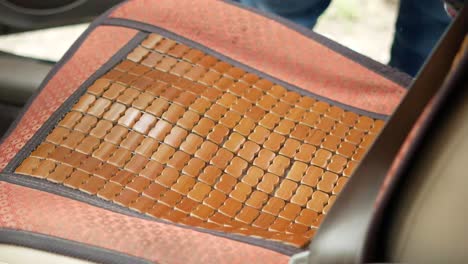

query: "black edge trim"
xmin=364 ymin=10 xmax=468 ymax=261
xmin=103 ymin=17 xmax=390 ymax=121
xmin=0 ymin=1 xmax=127 ymax=147
xmin=0 ymin=29 xmax=301 ymax=255
xmin=223 ymin=0 xmax=413 ymax=88
xmin=0 ymin=228 xmax=152 ymax=264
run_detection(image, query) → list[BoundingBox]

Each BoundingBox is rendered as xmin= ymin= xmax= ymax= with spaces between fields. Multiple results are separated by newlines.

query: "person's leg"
xmin=389 ymin=0 xmax=451 ymax=76
xmin=236 ymin=0 xmax=331 ymax=28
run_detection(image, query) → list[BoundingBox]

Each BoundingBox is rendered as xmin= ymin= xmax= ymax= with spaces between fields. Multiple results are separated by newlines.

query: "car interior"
xmin=0 ymin=0 xmax=122 ymax=135
xmin=0 ymin=1 xmax=466 ymax=263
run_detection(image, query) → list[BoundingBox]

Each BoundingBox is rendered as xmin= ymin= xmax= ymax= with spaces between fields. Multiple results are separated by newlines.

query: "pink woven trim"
xmin=111 ymin=0 xmax=406 ymax=115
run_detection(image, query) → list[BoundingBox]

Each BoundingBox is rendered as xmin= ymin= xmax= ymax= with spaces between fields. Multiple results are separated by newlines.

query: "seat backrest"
xmin=306 ymin=8 xmax=467 ymax=264
xmin=386 ymin=70 xmax=468 ymax=263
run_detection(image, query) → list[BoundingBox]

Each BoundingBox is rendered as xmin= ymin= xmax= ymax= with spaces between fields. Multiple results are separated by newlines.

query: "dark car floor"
xmin=0 ymin=103 xmax=21 ymax=139
xmin=0 ymin=51 xmax=53 ymax=140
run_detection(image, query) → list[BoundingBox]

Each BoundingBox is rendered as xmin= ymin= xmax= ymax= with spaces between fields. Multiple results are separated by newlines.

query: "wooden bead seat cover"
xmin=0 ymin=0 xmax=410 ymax=263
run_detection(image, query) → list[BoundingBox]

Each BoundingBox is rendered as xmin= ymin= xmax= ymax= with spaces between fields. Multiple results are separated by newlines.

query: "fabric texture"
xmin=0 ymin=0 xmax=414 ymax=262
xmin=0 ymin=182 xmax=289 ymax=264
xmin=0 ymin=26 xmax=138 ymax=170
xmin=235 ymin=0 xmax=451 ymax=76
xmin=110 ymin=0 xmax=406 ymax=116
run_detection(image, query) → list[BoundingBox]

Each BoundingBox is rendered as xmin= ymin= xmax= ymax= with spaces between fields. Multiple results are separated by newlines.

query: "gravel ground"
xmin=0 ymin=0 xmax=398 ymax=64
xmin=315 ymin=0 xmax=398 ymax=63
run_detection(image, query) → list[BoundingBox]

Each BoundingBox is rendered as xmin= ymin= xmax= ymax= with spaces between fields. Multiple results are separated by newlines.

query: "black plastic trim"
xmin=306 ymin=7 xmax=467 ymax=263
xmin=0 ymin=103 xmax=21 ymax=138
xmin=0 ymin=0 xmax=87 ymax=15
xmin=373 ymin=45 xmax=468 ymax=262
xmin=0 ymin=228 xmax=152 ymax=264
xmin=0 ymin=0 xmax=124 ymax=32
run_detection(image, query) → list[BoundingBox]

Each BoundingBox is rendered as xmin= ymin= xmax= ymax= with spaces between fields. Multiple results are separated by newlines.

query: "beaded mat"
xmin=15 ymin=33 xmax=383 ymax=247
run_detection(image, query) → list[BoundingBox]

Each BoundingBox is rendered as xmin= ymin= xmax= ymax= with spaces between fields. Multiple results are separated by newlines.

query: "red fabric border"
xmin=111 ymin=0 xmax=406 ymax=115
xmin=0 ymin=26 xmax=138 ymax=170
xmin=0 ymin=182 xmax=289 ymax=263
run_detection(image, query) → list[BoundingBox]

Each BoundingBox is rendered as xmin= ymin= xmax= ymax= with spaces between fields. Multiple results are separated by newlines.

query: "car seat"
xmin=0 ymin=1 xmax=466 ymax=263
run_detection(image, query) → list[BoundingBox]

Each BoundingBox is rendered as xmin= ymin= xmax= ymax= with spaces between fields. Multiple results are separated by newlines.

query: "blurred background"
xmin=315 ymin=0 xmax=398 ymax=63
xmin=0 ymin=0 xmax=399 ymax=64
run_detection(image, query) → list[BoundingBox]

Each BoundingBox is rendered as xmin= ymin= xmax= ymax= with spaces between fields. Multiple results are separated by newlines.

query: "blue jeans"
xmin=236 ymin=0 xmax=451 ymax=76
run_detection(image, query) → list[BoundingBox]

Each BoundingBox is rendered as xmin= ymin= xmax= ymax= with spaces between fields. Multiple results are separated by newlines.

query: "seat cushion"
xmin=0 ymin=181 xmax=289 ymax=263
xmin=0 ymin=0 xmax=410 ymax=263
xmin=13 ymin=31 xmax=393 ymax=247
